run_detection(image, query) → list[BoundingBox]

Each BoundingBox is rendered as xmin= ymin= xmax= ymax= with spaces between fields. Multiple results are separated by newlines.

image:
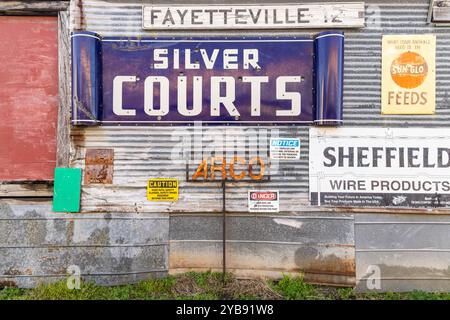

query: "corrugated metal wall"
xmin=70 ymin=0 xmax=448 ymax=288
xmin=68 ymin=0 xmax=358 ymax=286
xmin=2 ymin=0 xmax=450 ymax=290
xmin=71 ymin=126 xmax=312 ymax=213
xmin=71 ymin=0 xmax=450 ymax=215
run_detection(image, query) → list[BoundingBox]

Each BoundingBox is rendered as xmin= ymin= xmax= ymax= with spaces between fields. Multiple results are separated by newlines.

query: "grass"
xmin=270 ymin=274 xmax=322 ymax=300
xmin=1 ymin=272 xmax=450 ymax=300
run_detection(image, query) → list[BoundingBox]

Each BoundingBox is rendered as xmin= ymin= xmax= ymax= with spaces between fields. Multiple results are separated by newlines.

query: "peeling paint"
xmin=0 ymin=16 xmax=58 ymax=181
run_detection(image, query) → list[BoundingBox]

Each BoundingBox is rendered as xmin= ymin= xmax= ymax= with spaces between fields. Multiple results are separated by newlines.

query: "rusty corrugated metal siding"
xmin=70 ymin=0 xmax=450 ymax=214
xmin=68 ymin=0 xmax=360 ymax=286
xmin=66 ymin=0 xmax=450 ymax=289
xmin=71 ymin=127 xmax=311 ymax=213
xmin=2 ymin=0 xmax=450 ymax=289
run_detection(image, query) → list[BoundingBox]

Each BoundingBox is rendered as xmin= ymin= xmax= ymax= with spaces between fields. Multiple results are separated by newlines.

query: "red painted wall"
xmin=0 ymin=16 xmax=58 ymax=181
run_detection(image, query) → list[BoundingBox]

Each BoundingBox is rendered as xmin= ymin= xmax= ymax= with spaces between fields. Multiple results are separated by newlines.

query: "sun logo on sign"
xmin=390 ymin=51 xmax=428 ymax=89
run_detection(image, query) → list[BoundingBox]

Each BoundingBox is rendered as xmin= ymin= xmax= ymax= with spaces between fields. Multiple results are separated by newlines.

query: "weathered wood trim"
xmin=0 ymin=1 xmax=69 ymax=16
xmin=56 ymin=9 xmax=72 ymax=168
xmin=0 ymin=182 xmax=53 ymax=197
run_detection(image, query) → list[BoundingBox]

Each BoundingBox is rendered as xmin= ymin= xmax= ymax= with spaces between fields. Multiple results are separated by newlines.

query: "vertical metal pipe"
xmin=222 ymin=180 xmax=226 ymax=283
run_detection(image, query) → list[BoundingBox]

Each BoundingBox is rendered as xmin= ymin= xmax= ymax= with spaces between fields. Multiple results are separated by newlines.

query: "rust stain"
xmin=4 ymin=267 xmax=24 ymax=276
xmin=295 ymin=259 xmax=356 ymax=278
xmin=169 ymin=251 xmax=222 ymax=269
xmin=298 ymin=257 xmax=355 ymax=276
xmin=302 ymin=272 xmax=355 ymax=287
xmin=170 ymin=245 xmax=355 ymax=287
xmin=0 ymin=280 xmax=17 ymax=288
xmin=85 ymin=149 xmax=114 ymax=165
xmin=67 ymin=219 xmax=74 ymax=244
xmin=77 ymin=0 xmax=84 ymax=29
xmin=170 ymin=249 xmax=355 ymax=275
xmin=50 ymin=266 xmax=68 ymax=276
xmin=84 ymin=149 xmax=114 ymax=184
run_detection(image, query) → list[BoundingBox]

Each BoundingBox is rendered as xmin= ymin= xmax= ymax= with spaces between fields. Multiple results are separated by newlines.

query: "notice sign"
xmin=382 ymin=34 xmax=436 ymax=115
xmin=248 ymin=190 xmax=279 ymax=212
xmin=310 ymin=127 xmax=450 ymax=208
xmin=270 ymin=138 xmax=300 ymax=160
xmin=147 ymin=178 xmax=179 ymax=201
xmin=142 ymin=3 xmax=365 ymax=30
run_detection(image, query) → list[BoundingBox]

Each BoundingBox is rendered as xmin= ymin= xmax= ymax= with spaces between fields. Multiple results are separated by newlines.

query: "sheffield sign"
xmin=71 ymin=31 xmax=344 ymax=126
xmin=310 ymin=127 xmax=450 ymax=208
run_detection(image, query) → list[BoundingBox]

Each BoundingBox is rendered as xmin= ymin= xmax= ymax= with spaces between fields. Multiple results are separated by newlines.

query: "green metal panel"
xmin=52 ymin=168 xmax=82 ymax=213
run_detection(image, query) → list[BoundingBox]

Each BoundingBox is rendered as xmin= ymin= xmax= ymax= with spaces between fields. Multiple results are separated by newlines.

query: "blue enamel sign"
xmin=72 ymin=31 xmax=344 ymax=126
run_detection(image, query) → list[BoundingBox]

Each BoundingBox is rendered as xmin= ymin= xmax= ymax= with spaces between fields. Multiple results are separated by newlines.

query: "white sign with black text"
xmin=309 ymin=127 xmax=450 ymax=208
xmin=142 ymin=3 xmax=365 ymax=30
xmin=248 ymin=190 xmax=279 ymax=212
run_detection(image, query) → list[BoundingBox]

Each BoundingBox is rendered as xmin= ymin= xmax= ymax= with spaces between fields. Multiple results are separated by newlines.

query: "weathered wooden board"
xmin=0 ymin=182 xmax=53 ymax=197
xmin=430 ymin=0 xmax=450 ymax=24
xmin=57 ymin=10 xmax=72 ymax=168
xmin=0 ymin=1 xmax=69 ymax=16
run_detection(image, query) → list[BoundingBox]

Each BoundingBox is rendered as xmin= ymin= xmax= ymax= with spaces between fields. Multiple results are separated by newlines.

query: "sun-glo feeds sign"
xmin=310 ymin=127 xmax=450 ymax=208
xmin=381 ymin=34 xmax=436 ymax=115
xmin=71 ymin=31 xmax=344 ymax=126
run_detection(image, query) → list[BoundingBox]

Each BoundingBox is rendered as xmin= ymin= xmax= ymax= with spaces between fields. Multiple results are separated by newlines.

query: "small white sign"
xmin=142 ymin=3 xmax=365 ymax=30
xmin=270 ymin=138 xmax=300 ymax=160
xmin=248 ymin=190 xmax=279 ymax=213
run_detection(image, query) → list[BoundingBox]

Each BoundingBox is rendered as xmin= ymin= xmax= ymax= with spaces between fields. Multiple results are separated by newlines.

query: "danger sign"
xmin=248 ymin=190 xmax=279 ymax=212
xmin=147 ymin=178 xmax=179 ymax=201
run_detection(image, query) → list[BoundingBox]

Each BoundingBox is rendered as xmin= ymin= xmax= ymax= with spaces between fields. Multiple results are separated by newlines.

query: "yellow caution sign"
xmin=147 ymin=178 xmax=179 ymax=201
